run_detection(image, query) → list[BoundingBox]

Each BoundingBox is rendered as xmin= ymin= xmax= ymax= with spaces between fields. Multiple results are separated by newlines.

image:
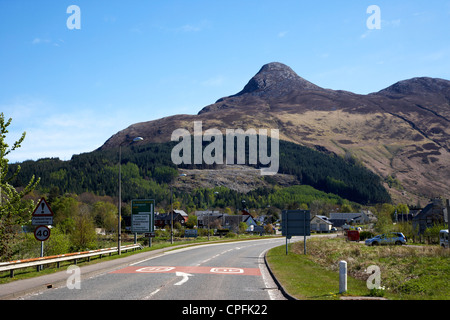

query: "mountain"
xmin=99 ymin=62 xmax=450 ymax=204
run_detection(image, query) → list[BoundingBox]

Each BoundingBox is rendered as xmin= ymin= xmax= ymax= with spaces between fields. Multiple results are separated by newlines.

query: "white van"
xmin=439 ymin=229 xmax=449 ymax=248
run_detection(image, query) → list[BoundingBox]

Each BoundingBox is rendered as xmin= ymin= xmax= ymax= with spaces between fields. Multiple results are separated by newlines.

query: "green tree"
xmin=186 ymin=215 xmax=197 ymax=229
xmin=340 ymin=203 xmax=355 ymax=213
xmin=70 ymin=204 xmax=97 ymax=251
xmin=396 ymin=203 xmax=409 ymax=215
xmin=0 ymin=113 xmax=40 ymax=261
xmin=238 ymin=222 xmax=248 ymax=234
xmin=92 ymin=201 xmax=117 ymax=233
xmin=374 ymin=203 xmax=395 ymax=233
xmin=51 ymin=195 xmax=79 ymax=234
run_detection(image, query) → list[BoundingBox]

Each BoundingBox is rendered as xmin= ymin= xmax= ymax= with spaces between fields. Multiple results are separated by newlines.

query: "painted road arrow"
xmin=174 ymin=271 xmax=193 ymax=286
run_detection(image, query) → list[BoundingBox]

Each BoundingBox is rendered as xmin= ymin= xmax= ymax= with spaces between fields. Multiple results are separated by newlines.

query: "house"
xmin=222 ymin=214 xmax=258 ymax=233
xmin=310 ymin=215 xmax=333 ymax=233
xmin=194 ymin=210 xmax=261 ymax=233
xmin=155 ymin=210 xmax=188 ymax=228
xmin=195 ymin=210 xmax=223 ymax=228
xmin=173 ymin=210 xmax=188 ymax=224
xmin=329 ymin=211 xmax=371 ymax=227
xmin=412 ymin=198 xmax=447 ymax=234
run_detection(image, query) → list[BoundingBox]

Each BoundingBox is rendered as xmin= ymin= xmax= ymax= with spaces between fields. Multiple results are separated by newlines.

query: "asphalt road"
xmin=16 ymin=237 xmax=293 ymax=301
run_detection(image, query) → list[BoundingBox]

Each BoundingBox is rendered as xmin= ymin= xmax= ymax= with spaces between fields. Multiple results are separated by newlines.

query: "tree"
xmin=238 ymin=222 xmax=248 ymax=234
xmin=0 ymin=113 xmax=40 ymax=261
xmin=70 ymin=204 xmax=97 ymax=251
xmin=340 ymin=203 xmax=355 ymax=213
xmin=374 ymin=203 xmax=395 ymax=233
xmin=186 ymin=215 xmax=197 ymax=229
xmin=92 ymin=201 xmax=117 ymax=233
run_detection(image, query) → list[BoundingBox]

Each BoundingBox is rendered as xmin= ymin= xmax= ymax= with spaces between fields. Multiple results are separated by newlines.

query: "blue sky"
xmin=1 ymin=0 xmax=449 ymax=162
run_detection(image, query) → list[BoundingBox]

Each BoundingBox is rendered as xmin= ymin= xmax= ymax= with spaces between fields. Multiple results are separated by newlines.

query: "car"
xmin=365 ymin=232 xmax=407 ymax=246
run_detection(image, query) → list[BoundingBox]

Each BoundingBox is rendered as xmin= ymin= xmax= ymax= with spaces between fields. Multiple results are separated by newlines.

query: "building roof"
xmin=312 ymin=215 xmax=333 ymax=225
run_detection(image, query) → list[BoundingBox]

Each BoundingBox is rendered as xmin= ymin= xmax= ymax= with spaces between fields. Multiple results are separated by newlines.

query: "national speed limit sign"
xmin=34 ymin=225 xmax=51 ymax=241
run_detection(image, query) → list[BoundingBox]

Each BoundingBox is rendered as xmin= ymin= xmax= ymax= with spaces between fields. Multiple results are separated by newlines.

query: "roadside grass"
xmin=267 ymin=237 xmax=450 ymax=300
xmin=267 ymin=244 xmax=369 ymax=300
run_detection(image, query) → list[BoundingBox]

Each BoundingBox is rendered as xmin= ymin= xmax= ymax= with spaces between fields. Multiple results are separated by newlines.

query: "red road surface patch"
xmin=110 ymin=266 xmax=261 ymax=276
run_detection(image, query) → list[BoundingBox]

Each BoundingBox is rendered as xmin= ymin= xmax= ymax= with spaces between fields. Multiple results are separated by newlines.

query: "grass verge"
xmin=266 ymin=237 xmax=450 ymax=300
xmin=266 ymin=244 xmax=369 ymax=300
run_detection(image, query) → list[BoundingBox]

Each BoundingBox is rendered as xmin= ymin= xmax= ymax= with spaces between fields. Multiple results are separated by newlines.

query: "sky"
xmin=1 ymin=0 xmax=449 ymax=163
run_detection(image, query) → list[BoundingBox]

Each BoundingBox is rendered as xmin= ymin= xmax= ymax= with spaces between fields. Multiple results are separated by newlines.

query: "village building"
xmin=310 ymin=215 xmax=333 ymax=233
xmin=412 ymin=198 xmax=447 ymax=234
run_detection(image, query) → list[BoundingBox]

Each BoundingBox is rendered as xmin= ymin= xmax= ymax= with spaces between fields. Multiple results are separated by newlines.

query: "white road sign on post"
xmin=34 ymin=225 xmax=51 ymax=241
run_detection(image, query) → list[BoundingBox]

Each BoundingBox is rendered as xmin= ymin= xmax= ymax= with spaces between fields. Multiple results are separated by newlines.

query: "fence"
xmin=0 ymin=244 xmax=143 ymax=278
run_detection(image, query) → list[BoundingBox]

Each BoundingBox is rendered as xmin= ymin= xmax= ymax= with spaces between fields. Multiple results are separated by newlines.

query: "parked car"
xmin=365 ymin=232 xmax=407 ymax=246
xmin=439 ymin=229 xmax=449 ymax=248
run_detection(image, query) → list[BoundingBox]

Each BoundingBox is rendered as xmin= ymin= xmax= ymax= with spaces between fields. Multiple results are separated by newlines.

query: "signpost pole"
xmin=304 ymin=212 xmax=307 ymax=255
xmin=285 ymin=212 xmax=288 ymax=255
xmin=39 ymin=241 xmax=44 ymax=271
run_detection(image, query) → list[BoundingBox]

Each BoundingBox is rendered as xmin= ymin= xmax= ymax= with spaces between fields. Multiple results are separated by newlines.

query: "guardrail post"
xmin=339 ymin=260 xmax=347 ymax=294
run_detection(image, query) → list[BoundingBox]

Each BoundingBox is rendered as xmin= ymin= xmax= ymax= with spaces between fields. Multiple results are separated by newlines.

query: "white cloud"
xmin=176 ymin=20 xmax=210 ymax=33
xmin=360 ymin=30 xmax=373 ymax=39
xmin=278 ymin=31 xmax=288 ymax=38
xmin=201 ymin=75 xmax=225 ymax=87
xmin=3 ymin=101 xmax=132 ymax=163
xmin=32 ymin=38 xmax=51 ymax=45
xmin=179 ymin=24 xmax=202 ymax=32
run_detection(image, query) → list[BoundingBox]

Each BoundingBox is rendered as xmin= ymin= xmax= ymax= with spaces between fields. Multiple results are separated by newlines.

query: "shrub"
xmin=359 ymin=231 xmax=374 ymax=241
xmin=225 ymin=232 xmax=237 ymax=238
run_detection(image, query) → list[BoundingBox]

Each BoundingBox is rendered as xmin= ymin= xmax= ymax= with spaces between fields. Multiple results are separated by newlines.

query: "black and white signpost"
xmin=32 ymin=198 xmax=54 ymax=270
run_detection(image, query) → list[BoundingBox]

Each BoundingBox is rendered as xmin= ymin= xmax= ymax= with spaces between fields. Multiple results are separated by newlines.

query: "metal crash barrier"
xmin=0 ymin=244 xmax=143 ymax=278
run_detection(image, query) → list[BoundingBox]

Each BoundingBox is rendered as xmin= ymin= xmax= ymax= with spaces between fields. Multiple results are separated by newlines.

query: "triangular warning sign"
xmin=32 ymin=198 xmax=54 ymax=216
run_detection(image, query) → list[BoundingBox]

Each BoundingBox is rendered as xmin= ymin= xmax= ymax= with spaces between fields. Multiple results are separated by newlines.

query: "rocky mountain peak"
xmin=232 ymin=62 xmax=323 ymax=98
xmin=377 ymin=77 xmax=450 ymax=96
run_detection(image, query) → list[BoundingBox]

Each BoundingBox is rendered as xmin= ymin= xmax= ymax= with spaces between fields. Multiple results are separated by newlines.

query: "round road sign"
xmin=34 ymin=225 xmax=51 ymax=241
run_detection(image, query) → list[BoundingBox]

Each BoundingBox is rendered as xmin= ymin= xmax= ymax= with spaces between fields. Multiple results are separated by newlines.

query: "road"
xmin=17 ymin=237 xmax=295 ymax=301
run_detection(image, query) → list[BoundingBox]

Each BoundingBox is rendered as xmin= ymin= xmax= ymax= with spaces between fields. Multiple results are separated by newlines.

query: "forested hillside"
xmin=10 ymin=138 xmax=391 ymax=208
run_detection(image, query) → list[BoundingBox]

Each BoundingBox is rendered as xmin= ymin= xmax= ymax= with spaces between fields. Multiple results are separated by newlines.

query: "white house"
xmin=310 ymin=215 xmax=333 ymax=233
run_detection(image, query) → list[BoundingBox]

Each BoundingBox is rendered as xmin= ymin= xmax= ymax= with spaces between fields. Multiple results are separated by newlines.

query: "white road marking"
xmin=174 ymin=272 xmax=193 ymax=286
xmin=258 ymin=248 xmax=286 ymax=300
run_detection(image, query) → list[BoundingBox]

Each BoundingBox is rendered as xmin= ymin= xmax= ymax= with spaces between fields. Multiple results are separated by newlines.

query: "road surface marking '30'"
xmin=110 ymin=265 xmax=260 ymax=276
xmin=210 ymin=267 xmax=244 ymax=274
xmin=136 ymin=266 xmax=176 ymax=273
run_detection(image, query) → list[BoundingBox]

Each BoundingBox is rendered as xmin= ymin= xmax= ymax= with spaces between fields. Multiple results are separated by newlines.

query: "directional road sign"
xmin=131 ymin=199 xmax=155 ymax=233
xmin=281 ymin=210 xmax=311 ymax=237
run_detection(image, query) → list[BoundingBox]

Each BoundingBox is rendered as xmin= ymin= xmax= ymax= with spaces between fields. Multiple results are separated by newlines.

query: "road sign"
xmin=32 ymin=198 xmax=54 ymax=216
xmin=32 ymin=216 xmax=54 ymax=226
xmin=184 ymin=229 xmax=198 ymax=238
xmin=281 ymin=210 xmax=311 ymax=237
xmin=282 ymin=210 xmax=310 ymax=255
xmin=34 ymin=225 xmax=51 ymax=241
xmin=131 ymin=199 xmax=155 ymax=233
xmin=32 ymin=198 xmax=54 ymax=226
xmin=132 ymin=214 xmax=151 ymax=233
